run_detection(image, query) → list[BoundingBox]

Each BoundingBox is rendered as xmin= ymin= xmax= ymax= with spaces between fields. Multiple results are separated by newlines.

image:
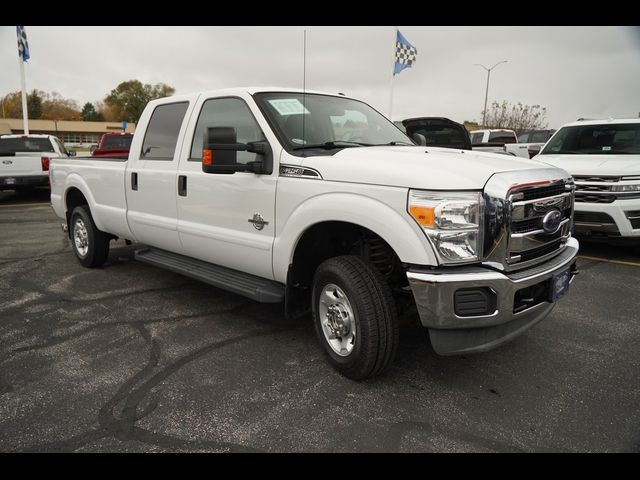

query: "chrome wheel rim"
xmin=73 ymin=218 xmax=89 ymax=257
xmin=318 ymin=283 xmax=356 ymax=357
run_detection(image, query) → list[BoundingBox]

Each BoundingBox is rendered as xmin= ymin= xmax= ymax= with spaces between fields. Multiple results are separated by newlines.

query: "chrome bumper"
xmin=407 ymin=237 xmax=579 ymax=355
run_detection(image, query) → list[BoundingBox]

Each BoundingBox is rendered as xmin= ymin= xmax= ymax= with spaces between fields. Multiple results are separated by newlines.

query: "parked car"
xmin=469 ymin=128 xmax=517 ymax=154
xmin=398 ymin=117 xmax=471 ymax=150
xmin=535 ymin=119 xmax=640 ymax=245
xmin=0 ymin=134 xmax=73 ymax=192
xmin=506 ymin=129 xmax=556 ymax=158
xmin=50 ymin=87 xmax=578 ymax=379
xmin=91 ymin=132 xmax=133 ymax=158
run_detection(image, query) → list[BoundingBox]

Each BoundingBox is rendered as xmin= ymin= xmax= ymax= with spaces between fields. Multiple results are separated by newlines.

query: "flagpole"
xmin=388 ymin=26 xmax=397 ymax=120
xmin=18 ymin=47 xmax=29 ymax=134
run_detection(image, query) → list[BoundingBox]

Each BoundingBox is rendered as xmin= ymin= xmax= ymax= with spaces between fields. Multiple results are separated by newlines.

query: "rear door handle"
xmin=131 ymin=172 xmax=138 ymax=190
xmin=178 ymin=175 xmax=187 ymax=197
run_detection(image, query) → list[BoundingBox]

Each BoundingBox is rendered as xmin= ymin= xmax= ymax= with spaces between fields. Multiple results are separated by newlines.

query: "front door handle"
xmin=131 ymin=172 xmax=138 ymax=190
xmin=178 ymin=175 xmax=187 ymax=197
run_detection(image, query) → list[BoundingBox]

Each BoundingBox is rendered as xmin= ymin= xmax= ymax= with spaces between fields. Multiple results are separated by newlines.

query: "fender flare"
xmin=272 ymin=192 xmax=437 ymax=283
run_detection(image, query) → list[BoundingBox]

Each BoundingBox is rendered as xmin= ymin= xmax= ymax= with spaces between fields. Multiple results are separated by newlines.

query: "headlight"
xmin=611 ymin=184 xmax=640 ymax=192
xmin=408 ymin=190 xmax=482 ymax=264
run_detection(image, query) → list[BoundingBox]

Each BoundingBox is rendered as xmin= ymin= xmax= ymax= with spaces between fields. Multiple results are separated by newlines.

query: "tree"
xmin=81 ymin=102 xmax=104 ymax=122
xmin=0 ymin=92 xmax=22 ymax=118
xmin=481 ymin=101 xmax=548 ymax=133
xmin=27 ymin=90 xmax=43 ymax=119
xmin=41 ymin=92 xmax=82 ymax=121
xmin=104 ymin=80 xmax=175 ymax=123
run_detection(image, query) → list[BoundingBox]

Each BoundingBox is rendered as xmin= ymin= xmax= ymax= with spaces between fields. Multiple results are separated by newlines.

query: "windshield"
xmin=102 ymin=135 xmax=133 ymax=150
xmin=0 ymin=137 xmax=55 ymax=153
xmin=253 ymin=92 xmax=412 ymax=155
xmin=541 ymin=123 xmax=640 ymax=155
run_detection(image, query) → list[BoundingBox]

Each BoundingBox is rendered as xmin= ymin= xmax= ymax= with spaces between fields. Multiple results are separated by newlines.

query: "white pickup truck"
xmin=469 ymin=128 xmax=518 ymax=155
xmin=505 ymin=129 xmax=556 ymax=159
xmin=535 ymin=118 xmax=640 ymax=245
xmin=1 ymin=134 xmax=72 ymax=191
xmin=50 ymin=88 xmax=579 ymax=379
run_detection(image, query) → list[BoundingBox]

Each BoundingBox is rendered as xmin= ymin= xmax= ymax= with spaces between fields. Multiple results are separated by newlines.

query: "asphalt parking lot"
xmin=1 ymin=189 xmax=639 ymax=452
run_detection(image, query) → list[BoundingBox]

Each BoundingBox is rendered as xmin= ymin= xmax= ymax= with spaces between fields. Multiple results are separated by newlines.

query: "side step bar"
xmin=134 ymin=248 xmax=284 ymax=303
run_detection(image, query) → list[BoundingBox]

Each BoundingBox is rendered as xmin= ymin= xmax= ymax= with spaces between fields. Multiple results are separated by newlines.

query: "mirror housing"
xmin=202 ymin=127 xmax=272 ymax=175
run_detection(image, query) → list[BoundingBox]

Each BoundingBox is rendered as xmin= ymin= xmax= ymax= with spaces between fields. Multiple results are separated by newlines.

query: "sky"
xmin=1 ymin=26 xmax=640 ymax=128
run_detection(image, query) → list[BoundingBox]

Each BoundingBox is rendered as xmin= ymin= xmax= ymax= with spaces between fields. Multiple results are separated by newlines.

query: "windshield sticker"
xmin=602 ymin=146 xmax=611 ymax=151
xmin=268 ymin=99 xmax=310 ymax=116
xmin=291 ymin=138 xmax=306 ymax=145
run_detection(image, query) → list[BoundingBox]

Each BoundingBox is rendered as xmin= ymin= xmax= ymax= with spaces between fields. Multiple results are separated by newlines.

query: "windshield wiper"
xmin=370 ymin=141 xmax=414 ymax=146
xmin=292 ymin=141 xmax=372 ymax=151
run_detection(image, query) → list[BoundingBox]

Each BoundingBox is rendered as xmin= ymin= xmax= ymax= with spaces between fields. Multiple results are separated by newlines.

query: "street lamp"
xmin=474 ymin=60 xmax=508 ymax=127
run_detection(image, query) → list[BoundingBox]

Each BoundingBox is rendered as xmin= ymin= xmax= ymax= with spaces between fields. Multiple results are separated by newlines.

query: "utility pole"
xmin=474 ymin=60 xmax=508 ymax=127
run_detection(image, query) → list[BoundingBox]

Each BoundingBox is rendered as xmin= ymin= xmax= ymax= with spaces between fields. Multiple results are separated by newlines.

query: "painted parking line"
xmin=0 ymin=202 xmax=50 ymax=208
xmin=578 ymin=255 xmax=640 ymax=268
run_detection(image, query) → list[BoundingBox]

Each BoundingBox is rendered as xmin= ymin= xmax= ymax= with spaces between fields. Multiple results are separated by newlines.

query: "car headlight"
xmin=611 ymin=184 xmax=640 ymax=192
xmin=408 ymin=190 xmax=483 ymax=264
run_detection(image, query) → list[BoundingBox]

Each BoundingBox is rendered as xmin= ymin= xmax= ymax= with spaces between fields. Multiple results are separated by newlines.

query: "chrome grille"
xmin=573 ymin=175 xmax=640 ymax=203
xmin=483 ymin=170 xmax=575 ymax=272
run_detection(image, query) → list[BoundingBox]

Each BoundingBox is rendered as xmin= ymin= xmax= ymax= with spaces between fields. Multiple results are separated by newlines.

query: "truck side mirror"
xmin=202 ymin=127 xmax=272 ymax=175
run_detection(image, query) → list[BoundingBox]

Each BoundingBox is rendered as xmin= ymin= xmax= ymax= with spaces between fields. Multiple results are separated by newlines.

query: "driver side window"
xmin=190 ymin=97 xmax=264 ymax=164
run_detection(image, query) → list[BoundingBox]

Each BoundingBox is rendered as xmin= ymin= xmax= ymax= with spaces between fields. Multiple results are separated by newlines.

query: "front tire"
xmin=70 ymin=205 xmax=110 ymax=267
xmin=312 ymin=255 xmax=398 ymax=380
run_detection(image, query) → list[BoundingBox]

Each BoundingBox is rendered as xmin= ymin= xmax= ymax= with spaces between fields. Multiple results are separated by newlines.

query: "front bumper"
xmin=574 ymin=200 xmax=640 ymax=238
xmin=407 ymin=237 xmax=579 ymax=355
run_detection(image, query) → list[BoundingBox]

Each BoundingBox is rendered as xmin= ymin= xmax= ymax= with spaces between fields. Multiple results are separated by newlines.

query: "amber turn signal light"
xmin=409 ymin=205 xmax=435 ymax=228
xmin=202 ymin=149 xmax=213 ymax=165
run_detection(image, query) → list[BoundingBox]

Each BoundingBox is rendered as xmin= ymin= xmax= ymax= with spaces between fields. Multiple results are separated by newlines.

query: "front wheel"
xmin=312 ymin=255 xmax=398 ymax=380
xmin=70 ymin=205 xmax=110 ymax=268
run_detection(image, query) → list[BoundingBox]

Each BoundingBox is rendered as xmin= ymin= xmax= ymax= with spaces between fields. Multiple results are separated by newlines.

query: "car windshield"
xmin=102 ymin=135 xmax=133 ymax=150
xmin=0 ymin=137 xmax=55 ymax=153
xmin=253 ymin=92 xmax=413 ymax=155
xmin=541 ymin=123 xmax=640 ymax=155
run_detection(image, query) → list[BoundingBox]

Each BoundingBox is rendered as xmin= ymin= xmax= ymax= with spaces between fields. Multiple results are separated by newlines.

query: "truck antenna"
xmin=302 ymin=28 xmax=307 ymax=158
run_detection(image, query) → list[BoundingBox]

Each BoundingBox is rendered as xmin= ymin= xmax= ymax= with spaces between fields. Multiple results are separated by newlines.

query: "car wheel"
xmin=312 ymin=255 xmax=398 ymax=380
xmin=70 ymin=205 xmax=110 ymax=267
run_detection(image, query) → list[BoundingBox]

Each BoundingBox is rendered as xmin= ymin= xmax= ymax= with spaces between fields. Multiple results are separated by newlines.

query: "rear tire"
xmin=312 ymin=255 xmax=398 ymax=380
xmin=70 ymin=205 xmax=110 ymax=268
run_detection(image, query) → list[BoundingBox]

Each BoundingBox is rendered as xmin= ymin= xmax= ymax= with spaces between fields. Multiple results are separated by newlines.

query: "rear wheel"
xmin=70 ymin=205 xmax=110 ymax=267
xmin=312 ymin=255 xmax=398 ymax=380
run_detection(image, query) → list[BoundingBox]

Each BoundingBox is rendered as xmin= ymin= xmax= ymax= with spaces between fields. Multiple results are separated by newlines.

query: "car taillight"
xmin=41 ymin=156 xmax=50 ymax=171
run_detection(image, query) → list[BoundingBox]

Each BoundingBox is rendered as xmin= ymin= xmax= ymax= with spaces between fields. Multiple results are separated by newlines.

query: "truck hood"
xmin=300 ymin=146 xmax=553 ymax=190
xmin=535 ymin=154 xmax=640 ymax=176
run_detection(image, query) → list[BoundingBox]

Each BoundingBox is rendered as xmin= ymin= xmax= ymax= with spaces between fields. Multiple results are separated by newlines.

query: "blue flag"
xmin=17 ymin=26 xmax=30 ymax=62
xmin=394 ymin=30 xmax=417 ymax=75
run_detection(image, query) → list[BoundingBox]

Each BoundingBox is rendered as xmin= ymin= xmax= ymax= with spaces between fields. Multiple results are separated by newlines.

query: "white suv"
xmin=535 ymin=119 xmax=640 ymax=243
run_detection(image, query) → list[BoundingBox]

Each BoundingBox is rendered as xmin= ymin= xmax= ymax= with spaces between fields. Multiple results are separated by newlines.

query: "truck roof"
xmin=149 ymin=87 xmax=352 ymax=106
xmin=0 ymin=134 xmax=56 ymax=139
xmin=562 ymin=118 xmax=640 ymax=127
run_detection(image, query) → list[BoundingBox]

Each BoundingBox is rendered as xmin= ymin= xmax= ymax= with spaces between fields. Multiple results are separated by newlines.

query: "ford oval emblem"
xmin=542 ymin=210 xmax=562 ymax=233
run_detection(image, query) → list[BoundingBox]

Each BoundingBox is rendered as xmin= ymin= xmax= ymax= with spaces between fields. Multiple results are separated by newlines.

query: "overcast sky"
xmin=1 ymin=26 xmax=639 ymax=128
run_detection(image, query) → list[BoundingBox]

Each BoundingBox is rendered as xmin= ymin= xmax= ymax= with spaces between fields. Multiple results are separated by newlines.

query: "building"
xmin=0 ymin=118 xmax=136 ymax=147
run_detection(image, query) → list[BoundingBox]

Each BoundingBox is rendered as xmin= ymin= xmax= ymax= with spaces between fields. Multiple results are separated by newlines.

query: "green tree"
xmin=481 ymin=100 xmax=548 ymax=133
xmin=104 ymin=80 xmax=175 ymax=123
xmin=27 ymin=90 xmax=43 ymax=119
xmin=81 ymin=102 xmax=104 ymax=122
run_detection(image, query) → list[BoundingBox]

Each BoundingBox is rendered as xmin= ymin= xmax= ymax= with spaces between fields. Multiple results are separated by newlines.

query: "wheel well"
xmin=65 ymin=188 xmax=88 ymax=236
xmin=285 ymin=221 xmax=408 ymax=320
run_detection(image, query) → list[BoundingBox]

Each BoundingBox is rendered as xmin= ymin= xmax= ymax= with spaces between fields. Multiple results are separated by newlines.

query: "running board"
xmin=134 ymin=248 xmax=284 ymax=303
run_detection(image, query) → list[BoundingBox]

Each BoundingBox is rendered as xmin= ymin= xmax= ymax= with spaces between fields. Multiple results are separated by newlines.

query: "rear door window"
xmin=530 ymin=131 xmax=550 ymax=143
xmin=141 ymin=102 xmax=189 ymax=160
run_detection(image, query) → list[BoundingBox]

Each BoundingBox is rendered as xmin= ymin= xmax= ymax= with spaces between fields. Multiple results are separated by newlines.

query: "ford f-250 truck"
xmin=50 ymin=88 xmax=579 ymax=379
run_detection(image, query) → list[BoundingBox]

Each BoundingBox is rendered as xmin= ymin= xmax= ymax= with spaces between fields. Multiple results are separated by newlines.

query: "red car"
xmin=91 ymin=133 xmax=133 ymax=158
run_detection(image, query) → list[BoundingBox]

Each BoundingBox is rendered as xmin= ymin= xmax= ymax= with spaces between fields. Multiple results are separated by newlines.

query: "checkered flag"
xmin=16 ymin=26 xmax=30 ymax=62
xmin=394 ymin=30 xmax=416 ymax=75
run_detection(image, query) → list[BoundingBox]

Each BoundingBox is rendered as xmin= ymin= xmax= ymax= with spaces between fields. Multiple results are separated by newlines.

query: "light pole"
xmin=474 ymin=60 xmax=508 ymax=127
